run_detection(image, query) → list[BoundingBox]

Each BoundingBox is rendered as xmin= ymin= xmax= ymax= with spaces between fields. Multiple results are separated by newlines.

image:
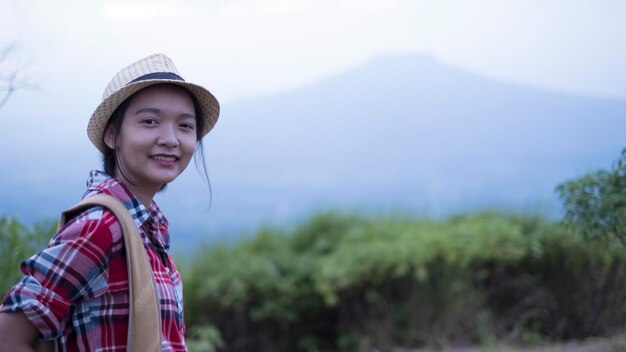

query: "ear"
xmin=104 ymin=128 xmax=116 ymax=150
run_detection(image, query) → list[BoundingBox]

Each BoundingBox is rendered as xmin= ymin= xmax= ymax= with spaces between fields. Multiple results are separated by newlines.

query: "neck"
xmin=114 ymin=174 xmax=159 ymax=209
xmin=125 ymin=184 xmax=156 ymax=209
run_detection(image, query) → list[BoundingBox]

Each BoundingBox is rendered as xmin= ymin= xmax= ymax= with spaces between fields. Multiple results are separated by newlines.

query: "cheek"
xmin=180 ymin=137 xmax=197 ymax=159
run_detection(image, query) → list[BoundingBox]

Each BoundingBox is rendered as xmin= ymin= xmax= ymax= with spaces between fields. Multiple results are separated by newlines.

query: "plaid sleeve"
xmin=0 ymin=207 xmax=121 ymax=340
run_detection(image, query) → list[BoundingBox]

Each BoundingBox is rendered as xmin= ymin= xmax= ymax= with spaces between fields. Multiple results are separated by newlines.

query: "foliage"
xmin=556 ymin=148 xmax=626 ymax=244
xmin=0 ymin=216 xmax=55 ymax=295
xmin=181 ymin=211 xmax=626 ymax=352
xmin=186 ymin=324 xmax=225 ymax=352
xmin=481 ymin=228 xmax=626 ymax=342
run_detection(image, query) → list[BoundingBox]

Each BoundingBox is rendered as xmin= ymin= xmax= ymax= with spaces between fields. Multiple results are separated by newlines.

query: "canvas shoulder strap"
xmin=58 ymin=194 xmax=162 ymax=352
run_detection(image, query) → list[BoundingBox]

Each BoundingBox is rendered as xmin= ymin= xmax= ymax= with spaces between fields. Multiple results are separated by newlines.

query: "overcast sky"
xmin=1 ymin=0 xmax=626 ymax=172
xmin=2 ymin=0 xmax=626 ymax=106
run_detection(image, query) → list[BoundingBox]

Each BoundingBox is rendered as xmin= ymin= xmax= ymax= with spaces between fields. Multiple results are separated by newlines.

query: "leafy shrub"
xmin=182 ymin=210 xmax=626 ymax=352
xmin=556 ymin=148 xmax=626 ymax=244
xmin=480 ymin=226 xmax=626 ymax=342
xmin=186 ymin=324 xmax=225 ymax=352
xmin=0 ymin=216 xmax=55 ymax=295
xmin=532 ymin=233 xmax=626 ymax=338
xmin=183 ymin=222 xmax=340 ymax=352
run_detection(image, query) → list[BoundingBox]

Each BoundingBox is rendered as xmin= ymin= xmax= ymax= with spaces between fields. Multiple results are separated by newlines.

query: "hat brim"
xmin=87 ymin=79 xmax=220 ymax=153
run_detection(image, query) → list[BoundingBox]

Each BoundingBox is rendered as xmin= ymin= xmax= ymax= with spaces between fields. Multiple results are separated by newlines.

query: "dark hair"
xmin=101 ymin=84 xmax=212 ymax=198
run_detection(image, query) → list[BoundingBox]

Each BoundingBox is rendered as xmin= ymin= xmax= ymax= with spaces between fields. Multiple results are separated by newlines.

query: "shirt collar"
xmin=83 ymin=170 xmax=170 ymax=249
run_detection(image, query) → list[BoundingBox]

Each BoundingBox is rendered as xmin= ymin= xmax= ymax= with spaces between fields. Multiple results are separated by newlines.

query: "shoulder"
xmin=53 ymin=205 xmax=123 ymax=251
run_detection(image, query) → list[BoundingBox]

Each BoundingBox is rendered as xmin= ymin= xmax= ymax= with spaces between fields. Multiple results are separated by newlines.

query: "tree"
xmin=556 ymin=148 xmax=626 ymax=244
xmin=0 ymin=44 xmax=31 ymax=109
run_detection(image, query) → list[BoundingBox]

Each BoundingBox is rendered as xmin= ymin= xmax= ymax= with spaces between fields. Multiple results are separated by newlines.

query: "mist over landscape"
xmin=1 ymin=54 xmax=624 ymax=249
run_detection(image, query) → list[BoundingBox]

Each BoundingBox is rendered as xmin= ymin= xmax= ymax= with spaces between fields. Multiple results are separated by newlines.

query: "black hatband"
xmin=129 ymin=72 xmax=184 ymax=84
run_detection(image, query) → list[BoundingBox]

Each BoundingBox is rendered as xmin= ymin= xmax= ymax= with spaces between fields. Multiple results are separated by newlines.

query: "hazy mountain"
xmin=1 ymin=55 xmax=625 ymax=249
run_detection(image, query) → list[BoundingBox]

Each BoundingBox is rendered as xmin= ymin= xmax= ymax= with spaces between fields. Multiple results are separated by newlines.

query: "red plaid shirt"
xmin=0 ymin=171 xmax=187 ymax=351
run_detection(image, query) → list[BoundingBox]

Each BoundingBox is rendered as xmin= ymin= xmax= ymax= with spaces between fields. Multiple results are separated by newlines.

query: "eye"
xmin=179 ymin=122 xmax=195 ymax=130
xmin=142 ymin=118 xmax=158 ymax=126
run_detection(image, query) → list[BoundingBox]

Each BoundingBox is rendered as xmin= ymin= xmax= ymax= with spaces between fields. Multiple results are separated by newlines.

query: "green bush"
xmin=556 ymin=148 xmax=626 ymax=244
xmin=182 ymin=211 xmax=626 ymax=352
xmin=479 ymin=227 xmax=626 ymax=342
xmin=184 ymin=223 xmax=335 ymax=352
xmin=0 ymin=216 xmax=56 ymax=295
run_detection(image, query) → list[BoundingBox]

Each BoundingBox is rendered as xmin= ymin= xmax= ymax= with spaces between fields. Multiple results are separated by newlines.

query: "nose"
xmin=157 ymin=124 xmax=179 ymax=148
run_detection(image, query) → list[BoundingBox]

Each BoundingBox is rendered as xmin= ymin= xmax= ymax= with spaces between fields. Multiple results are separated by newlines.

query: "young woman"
xmin=0 ymin=53 xmax=219 ymax=351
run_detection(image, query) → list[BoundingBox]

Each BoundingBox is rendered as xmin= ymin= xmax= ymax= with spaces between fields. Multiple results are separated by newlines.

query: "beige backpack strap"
xmin=58 ymin=194 xmax=162 ymax=352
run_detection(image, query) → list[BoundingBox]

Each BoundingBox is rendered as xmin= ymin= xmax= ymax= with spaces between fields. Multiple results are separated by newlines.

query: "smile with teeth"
xmin=151 ymin=155 xmax=178 ymax=162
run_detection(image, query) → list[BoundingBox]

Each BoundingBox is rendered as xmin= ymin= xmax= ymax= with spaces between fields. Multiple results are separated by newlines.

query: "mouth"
xmin=151 ymin=154 xmax=179 ymax=162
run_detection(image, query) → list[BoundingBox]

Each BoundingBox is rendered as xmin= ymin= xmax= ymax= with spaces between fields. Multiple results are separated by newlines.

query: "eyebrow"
xmin=135 ymin=107 xmax=161 ymax=115
xmin=134 ymin=107 xmax=196 ymax=119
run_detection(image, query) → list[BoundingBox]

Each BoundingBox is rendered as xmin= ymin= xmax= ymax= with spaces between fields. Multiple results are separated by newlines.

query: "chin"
xmin=151 ymin=171 xmax=181 ymax=184
xmin=154 ymin=176 xmax=177 ymax=186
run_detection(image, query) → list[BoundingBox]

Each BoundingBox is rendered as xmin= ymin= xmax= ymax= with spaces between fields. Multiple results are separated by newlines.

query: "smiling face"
xmin=104 ymin=84 xmax=198 ymax=201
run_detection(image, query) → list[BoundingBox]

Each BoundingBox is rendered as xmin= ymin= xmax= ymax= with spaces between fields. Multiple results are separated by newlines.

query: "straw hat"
xmin=87 ymin=53 xmax=220 ymax=153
